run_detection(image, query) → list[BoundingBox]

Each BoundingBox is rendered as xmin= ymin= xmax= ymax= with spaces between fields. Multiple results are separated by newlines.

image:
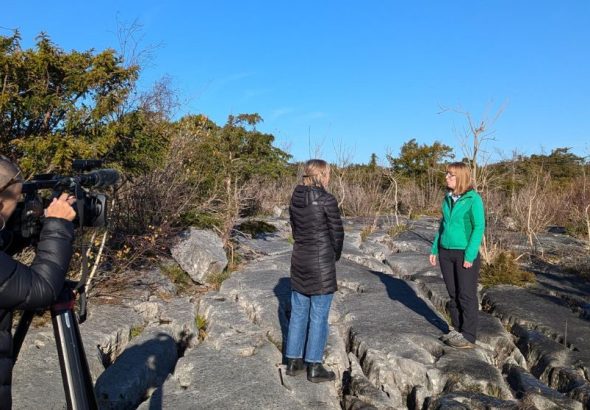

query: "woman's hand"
xmin=429 ymin=254 xmax=437 ymax=266
xmin=463 ymin=261 xmax=473 ymax=269
xmin=45 ymin=193 xmax=76 ymax=221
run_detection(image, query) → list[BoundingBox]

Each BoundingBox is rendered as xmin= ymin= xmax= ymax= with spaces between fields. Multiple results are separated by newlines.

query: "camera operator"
xmin=0 ymin=156 xmax=76 ymax=409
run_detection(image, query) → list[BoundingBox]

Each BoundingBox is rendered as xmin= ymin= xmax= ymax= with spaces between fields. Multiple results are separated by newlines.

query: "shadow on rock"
xmin=273 ymin=277 xmax=291 ymax=363
xmin=95 ymin=332 xmax=178 ymax=410
xmin=372 ymin=270 xmax=449 ymax=333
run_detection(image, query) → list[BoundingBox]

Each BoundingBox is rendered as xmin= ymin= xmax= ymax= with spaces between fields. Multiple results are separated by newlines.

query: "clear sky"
xmin=3 ymin=1 xmax=590 ymax=165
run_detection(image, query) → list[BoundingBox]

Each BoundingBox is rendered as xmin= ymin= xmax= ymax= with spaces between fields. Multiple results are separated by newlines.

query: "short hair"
xmin=301 ymin=159 xmax=330 ymax=188
xmin=0 ymin=155 xmax=23 ymax=194
xmin=447 ymin=162 xmax=473 ymax=194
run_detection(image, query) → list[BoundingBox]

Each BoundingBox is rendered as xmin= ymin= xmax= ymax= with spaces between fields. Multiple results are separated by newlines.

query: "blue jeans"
xmin=285 ymin=290 xmax=334 ymax=363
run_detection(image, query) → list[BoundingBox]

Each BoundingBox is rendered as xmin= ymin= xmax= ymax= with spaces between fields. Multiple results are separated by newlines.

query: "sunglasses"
xmin=0 ymin=156 xmax=23 ymax=193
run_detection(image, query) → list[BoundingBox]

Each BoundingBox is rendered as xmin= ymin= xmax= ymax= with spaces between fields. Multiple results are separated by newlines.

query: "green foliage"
xmin=479 ymin=252 xmax=536 ymax=288
xmin=195 ymin=315 xmax=208 ymax=341
xmin=179 ymin=211 xmax=223 ymax=229
xmin=129 ymin=324 xmax=145 ymax=339
xmin=490 ymin=147 xmax=587 ymax=194
xmin=368 ymin=153 xmax=378 ymax=169
xmin=237 ymin=220 xmax=278 ymax=237
xmin=206 ymin=270 xmax=232 ymax=290
xmin=160 ymin=262 xmax=192 ymax=294
xmin=0 ymin=32 xmax=167 ymax=176
xmin=105 ymin=110 xmax=170 ymax=174
xmin=387 ymin=138 xmax=454 ymax=180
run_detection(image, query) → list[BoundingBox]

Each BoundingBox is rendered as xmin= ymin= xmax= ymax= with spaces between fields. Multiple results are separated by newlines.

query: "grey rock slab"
xmin=236 ymin=235 xmax=293 ymax=256
xmin=389 ymin=229 xmax=435 ymax=254
xmin=505 ymin=363 xmax=583 ymax=410
xmin=345 ymin=351 xmax=398 ymax=409
xmin=412 ymin=275 xmax=451 ymax=313
xmin=532 ymin=268 xmax=590 ymax=306
xmin=426 ymin=392 xmax=519 ymax=410
xmin=95 ymin=329 xmax=178 ymax=410
xmin=336 ymin=258 xmax=514 ymax=408
xmin=359 ymin=239 xmax=392 ymax=261
xmin=511 ymin=324 xmax=590 ymax=407
xmin=12 ymin=304 xmax=144 ymax=408
xmin=341 ymin=246 xmax=393 ymax=275
xmin=384 ymin=252 xmax=433 ymax=278
xmin=171 ymin=228 xmax=228 ymax=284
xmin=141 ymin=343 xmax=338 ymax=410
xmin=90 ymin=266 xmax=177 ymax=306
xmin=343 ymin=228 xmax=363 ymax=250
xmin=156 ymin=296 xmax=198 ymax=348
xmin=142 ymin=292 xmax=340 ymax=409
xmin=80 ymin=304 xmax=144 ymax=381
xmin=12 ymin=328 xmax=66 ymax=410
xmin=482 ymin=285 xmax=590 ymax=366
xmin=411 ymin=276 xmax=527 ymax=368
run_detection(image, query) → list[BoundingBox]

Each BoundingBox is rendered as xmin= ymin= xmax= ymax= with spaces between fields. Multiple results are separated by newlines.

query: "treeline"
xmin=0 ymin=33 xmax=293 ymax=261
xmin=1 ymin=33 xmax=588 ymax=270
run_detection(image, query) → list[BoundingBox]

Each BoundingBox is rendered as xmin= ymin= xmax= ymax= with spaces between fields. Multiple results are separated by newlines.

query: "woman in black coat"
xmin=0 ymin=156 xmax=76 ymax=409
xmin=285 ymin=159 xmax=344 ymax=383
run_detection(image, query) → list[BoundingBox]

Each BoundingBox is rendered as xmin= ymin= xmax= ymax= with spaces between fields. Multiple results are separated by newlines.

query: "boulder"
xmin=171 ymin=228 xmax=228 ymax=284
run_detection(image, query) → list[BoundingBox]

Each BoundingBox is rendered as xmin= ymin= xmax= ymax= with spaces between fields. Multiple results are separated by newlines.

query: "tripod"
xmin=13 ymin=280 xmax=98 ymax=410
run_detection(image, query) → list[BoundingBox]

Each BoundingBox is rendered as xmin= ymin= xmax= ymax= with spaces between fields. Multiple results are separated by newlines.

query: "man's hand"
xmin=463 ymin=261 xmax=473 ymax=269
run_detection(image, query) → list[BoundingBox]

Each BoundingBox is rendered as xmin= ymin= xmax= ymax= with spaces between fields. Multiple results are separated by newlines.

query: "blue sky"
xmin=3 ymin=1 xmax=590 ymax=164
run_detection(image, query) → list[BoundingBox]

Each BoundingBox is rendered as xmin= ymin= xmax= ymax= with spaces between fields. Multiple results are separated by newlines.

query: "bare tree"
xmin=439 ymin=103 xmax=506 ymax=191
xmin=330 ymin=138 xmax=354 ymax=213
xmin=511 ymin=171 xmax=559 ymax=251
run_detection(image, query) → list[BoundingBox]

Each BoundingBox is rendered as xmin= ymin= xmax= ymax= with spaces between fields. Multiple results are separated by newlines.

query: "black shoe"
xmin=307 ymin=362 xmax=335 ymax=383
xmin=286 ymin=358 xmax=306 ymax=376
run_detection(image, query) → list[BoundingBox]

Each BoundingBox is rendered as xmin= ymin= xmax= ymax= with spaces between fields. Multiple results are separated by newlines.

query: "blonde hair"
xmin=302 ymin=159 xmax=330 ymax=188
xmin=447 ymin=162 xmax=473 ymax=195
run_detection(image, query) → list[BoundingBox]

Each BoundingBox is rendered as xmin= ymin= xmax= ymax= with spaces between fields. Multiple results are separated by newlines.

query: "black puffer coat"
xmin=289 ymin=185 xmax=344 ymax=295
xmin=0 ymin=218 xmax=74 ymax=409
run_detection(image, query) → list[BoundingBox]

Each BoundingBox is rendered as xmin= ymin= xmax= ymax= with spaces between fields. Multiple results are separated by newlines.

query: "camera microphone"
xmin=79 ymin=169 xmax=120 ymax=188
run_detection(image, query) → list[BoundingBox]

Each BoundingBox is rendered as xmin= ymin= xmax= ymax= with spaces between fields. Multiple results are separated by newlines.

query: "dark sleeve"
xmin=324 ymin=194 xmax=344 ymax=261
xmin=0 ymin=218 xmax=74 ymax=310
xmin=289 ymin=205 xmax=296 ymax=241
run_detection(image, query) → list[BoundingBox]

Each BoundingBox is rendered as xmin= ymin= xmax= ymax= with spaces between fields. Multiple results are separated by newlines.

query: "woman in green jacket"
xmin=429 ymin=162 xmax=485 ymax=349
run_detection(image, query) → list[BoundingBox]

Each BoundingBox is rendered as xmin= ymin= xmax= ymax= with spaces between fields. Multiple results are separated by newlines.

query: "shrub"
xmin=479 ymin=251 xmax=536 ymax=288
xmin=387 ymin=223 xmax=408 ymax=237
xmin=236 ymin=220 xmax=278 ymax=238
xmin=160 ymin=262 xmax=192 ymax=294
xmin=195 ymin=315 xmax=208 ymax=341
xmin=129 ymin=324 xmax=145 ymax=339
xmin=206 ymin=270 xmax=232 ymax=290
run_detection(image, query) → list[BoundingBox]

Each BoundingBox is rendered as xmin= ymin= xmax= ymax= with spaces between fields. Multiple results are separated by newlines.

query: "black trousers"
xmin=438 ymin=247 xmax=481 ymax=343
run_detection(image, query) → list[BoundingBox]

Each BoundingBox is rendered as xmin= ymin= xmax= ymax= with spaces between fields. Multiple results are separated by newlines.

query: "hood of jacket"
xmin=290 ymin=185 xmax=325 ymax=208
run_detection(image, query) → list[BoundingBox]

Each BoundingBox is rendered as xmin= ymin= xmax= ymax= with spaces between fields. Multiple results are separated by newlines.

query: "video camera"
xmin=4 ymin=159 xmax=119 ymax=250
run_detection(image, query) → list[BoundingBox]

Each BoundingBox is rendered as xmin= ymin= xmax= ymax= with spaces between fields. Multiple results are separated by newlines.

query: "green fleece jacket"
xmin=431 ymin=189 xmax=485 ymax=263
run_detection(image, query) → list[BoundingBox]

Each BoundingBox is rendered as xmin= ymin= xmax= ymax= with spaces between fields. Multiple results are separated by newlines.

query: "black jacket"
xmin=0 ymin=218 xmax=74 ymax=409
xmin=289 ymin=185 xmax=344 ymax=295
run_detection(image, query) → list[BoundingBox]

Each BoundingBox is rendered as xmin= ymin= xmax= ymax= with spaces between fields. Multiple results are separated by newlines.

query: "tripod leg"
xmin=52 ymin=296 xmax=98 ymax=410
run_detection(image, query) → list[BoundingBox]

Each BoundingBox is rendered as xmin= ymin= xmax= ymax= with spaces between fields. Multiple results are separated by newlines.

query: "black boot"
xmin=307 ymin=362 xmax=335 ymax=383
xmin=285 ymin=358 xmax=306 ymax=376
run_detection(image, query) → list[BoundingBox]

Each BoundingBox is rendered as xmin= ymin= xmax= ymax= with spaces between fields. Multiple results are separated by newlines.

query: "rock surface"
xmin=11 ymin=216 xmax=590 ymax=409
xmin=171 ymin=228 xmax=228 ymax=284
